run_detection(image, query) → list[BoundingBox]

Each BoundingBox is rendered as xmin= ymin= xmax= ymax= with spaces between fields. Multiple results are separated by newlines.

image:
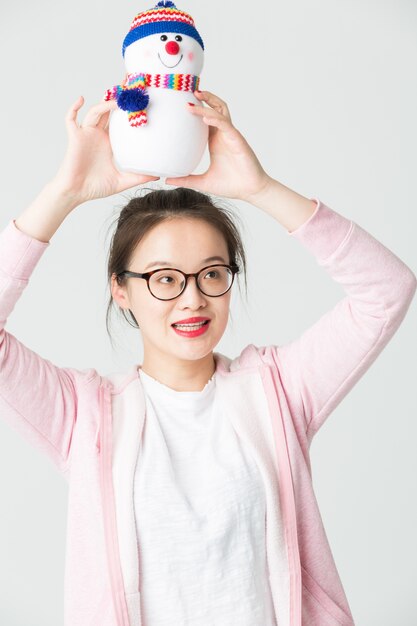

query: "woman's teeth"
xmin=173 ymin=321 xmax=208 ymax=330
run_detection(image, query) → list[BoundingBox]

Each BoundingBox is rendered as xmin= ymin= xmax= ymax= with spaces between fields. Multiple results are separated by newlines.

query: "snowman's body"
xmin=108 ymin=27 xmax=208 ymax=178
xmin=110 ymin=87 xmax=207 ymax=177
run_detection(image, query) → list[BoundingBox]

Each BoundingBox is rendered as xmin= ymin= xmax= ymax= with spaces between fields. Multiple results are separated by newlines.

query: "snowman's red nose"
xmin=165 ymin=40 xmax=180 ymax=55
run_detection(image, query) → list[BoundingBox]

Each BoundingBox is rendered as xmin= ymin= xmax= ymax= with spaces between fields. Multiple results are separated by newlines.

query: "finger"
xmin=97 ymin=108 xmax=111 ymax=131
xmin=193 ymin=90 xmax=232 ymax=121
xmin=117 ymin=172 xmax=160 ymax=190
xmin=165 ymin=173 xmax=208 ymax=192
xmin=187 ymin=103 xmax=232 ymax=133
xmin=81 ymin=100 xmax=118 ymax=127
xmin=65 ymin=95 xmax=84 ymax=131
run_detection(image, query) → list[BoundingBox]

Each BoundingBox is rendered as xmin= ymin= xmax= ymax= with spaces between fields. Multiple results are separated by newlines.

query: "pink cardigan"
xmin=0 ymin=199 xmax=415 ymax=625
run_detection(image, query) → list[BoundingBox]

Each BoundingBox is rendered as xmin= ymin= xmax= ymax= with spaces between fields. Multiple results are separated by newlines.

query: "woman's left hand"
xmin=165 ymin=90 xmax=272 ymax=201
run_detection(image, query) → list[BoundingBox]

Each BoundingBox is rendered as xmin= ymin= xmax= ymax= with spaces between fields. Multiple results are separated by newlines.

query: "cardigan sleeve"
xmin=257 ymin=199 xmax=417 ymax=446
xmin=0 ymin=219 xmax=91 ymax=474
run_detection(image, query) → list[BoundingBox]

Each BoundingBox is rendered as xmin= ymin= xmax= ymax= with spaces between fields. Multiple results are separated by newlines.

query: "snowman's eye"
xmin=175 ymin=35 xmax=182 ymax=42
xmin=160 ymin=35 xmax=168 ymax=41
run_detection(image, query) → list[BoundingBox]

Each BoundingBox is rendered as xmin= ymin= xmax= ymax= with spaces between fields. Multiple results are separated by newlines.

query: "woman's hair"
xmin=105 ymin=186 xmax=248 ymax=348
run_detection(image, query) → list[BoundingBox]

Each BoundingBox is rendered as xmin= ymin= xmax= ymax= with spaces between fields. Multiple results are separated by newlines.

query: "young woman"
xmin=0 ymin=90 xmax=415 ymax=626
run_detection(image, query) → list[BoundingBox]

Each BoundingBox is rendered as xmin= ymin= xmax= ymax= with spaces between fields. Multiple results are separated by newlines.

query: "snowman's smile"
xmin=158 ymin=52 xmax=183 ymax=69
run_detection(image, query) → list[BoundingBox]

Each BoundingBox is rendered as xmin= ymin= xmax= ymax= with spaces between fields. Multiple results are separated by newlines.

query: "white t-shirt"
xmin=134 ymin=368 xmax=277 ymax=626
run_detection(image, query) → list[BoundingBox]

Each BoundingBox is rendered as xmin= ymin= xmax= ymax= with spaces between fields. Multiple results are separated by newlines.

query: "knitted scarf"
xmin=104 ymin=71 xmax=201 ymax=127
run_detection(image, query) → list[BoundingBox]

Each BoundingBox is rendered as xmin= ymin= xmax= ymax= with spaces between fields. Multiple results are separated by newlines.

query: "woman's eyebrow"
xmin=144 ymin=256 xmax=227 ymax=270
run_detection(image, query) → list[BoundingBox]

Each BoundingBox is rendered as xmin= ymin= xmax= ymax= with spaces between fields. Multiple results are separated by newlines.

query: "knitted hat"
xmin=122 ymin=1 xmax=204 ymax=57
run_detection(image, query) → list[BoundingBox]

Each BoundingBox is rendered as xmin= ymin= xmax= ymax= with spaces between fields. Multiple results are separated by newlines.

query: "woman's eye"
xmin=160 ymin=34 xmax=168 ymax=41
xmin=175 ymin=35 xmax=182 ymax=42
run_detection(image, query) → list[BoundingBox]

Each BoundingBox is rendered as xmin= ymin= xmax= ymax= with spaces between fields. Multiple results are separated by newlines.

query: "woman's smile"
xmin=171 ymin=319 xmax=211 ymax=337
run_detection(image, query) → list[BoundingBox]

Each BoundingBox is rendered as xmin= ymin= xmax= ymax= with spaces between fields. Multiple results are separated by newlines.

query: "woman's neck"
xmin=139 ymin=352 xmax=216 ymax=392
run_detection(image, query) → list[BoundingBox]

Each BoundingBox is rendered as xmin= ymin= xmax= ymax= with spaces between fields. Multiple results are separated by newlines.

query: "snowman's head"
xmin=125 ymin=32 xmax=204 ymax=75
xmin=122 ymin=1 xmax=204 ymax=75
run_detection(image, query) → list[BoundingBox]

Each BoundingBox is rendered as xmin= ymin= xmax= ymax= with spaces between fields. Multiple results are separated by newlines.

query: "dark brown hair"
xmin=105 ymin=186 xmax=248 ymax=347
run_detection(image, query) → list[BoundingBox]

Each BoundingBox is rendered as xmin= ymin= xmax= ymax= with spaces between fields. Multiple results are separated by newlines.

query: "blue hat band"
xmin=122 ymin=21 xmax=205 ymax=57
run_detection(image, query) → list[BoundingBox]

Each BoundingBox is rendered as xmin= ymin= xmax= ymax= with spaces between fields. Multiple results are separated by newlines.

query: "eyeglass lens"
xmin=149 ymin=265 xmax=234 ymax=299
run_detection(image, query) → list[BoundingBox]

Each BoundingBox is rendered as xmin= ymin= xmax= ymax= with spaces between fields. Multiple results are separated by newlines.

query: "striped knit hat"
xmin=122 ymin=1 xmax=204 ymax=57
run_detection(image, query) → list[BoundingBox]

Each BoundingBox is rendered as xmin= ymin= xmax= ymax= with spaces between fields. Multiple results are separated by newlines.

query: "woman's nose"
xmin=181 ymin=276 xmax=206 ymax=301
xmin=165 ymin=40 xmax=180 ymax=55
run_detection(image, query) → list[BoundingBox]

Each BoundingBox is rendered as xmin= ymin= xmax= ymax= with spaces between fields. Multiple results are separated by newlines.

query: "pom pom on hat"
xmin=122 ymin=1 xmax=204 ymax=57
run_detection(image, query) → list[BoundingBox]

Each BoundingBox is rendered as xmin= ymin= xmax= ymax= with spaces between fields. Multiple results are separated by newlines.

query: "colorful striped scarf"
xmin=104 ymin=71 xmax=201 ymax=127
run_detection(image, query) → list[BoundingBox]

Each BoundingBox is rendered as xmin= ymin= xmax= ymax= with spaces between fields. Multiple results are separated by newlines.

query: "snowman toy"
xmin=104 ymin=1 xmax=208 ymax=178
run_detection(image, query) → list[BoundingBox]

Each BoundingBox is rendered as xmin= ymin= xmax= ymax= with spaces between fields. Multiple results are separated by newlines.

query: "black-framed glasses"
xmin=116 ymin=263 xmax=240 ymax=301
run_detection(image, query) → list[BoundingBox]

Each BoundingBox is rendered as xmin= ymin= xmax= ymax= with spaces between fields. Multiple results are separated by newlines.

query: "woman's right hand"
xmin=52 ymin=96 xmax=160 ymax=204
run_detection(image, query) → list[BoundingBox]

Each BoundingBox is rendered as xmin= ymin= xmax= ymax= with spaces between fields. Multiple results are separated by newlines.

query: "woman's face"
xmin=111 ymin=217 xmax=233 ymax=366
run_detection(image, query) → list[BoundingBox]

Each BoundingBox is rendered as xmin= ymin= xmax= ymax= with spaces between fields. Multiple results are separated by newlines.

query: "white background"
xmin=0 ymin=0 xmax=416 ymax=623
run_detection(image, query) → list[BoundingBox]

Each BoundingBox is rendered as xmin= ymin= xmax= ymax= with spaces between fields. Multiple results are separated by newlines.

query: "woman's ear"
xmin=111 ymin=273 xmax=130 ymax=310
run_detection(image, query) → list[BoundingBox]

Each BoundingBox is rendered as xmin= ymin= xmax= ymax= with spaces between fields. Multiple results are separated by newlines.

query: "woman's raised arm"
xmin=1 ymin=96 xmax=160 ymax=473
xmin=255 ymin=196 xmax=416 ymax=445
xmin=166 ymin=90 xmax=417 ymax=447
xmin=15 ymin=96 xmax=160 ymax=242
xmin=165 ymin=90 xmax=318 ymax=231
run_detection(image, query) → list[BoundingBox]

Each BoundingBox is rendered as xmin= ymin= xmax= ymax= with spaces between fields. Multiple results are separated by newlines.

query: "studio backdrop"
xmin=0 ymin=1 xmax=416 ymax=624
